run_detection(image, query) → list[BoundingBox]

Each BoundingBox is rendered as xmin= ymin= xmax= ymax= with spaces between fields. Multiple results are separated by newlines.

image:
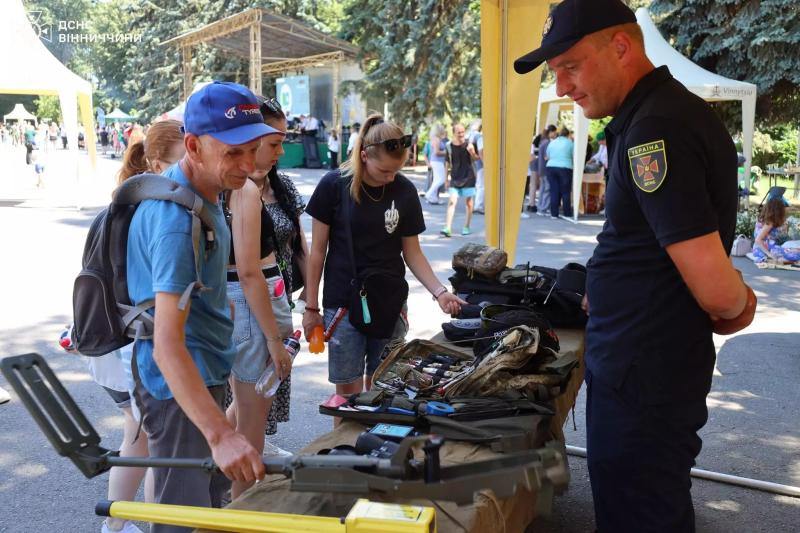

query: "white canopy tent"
xmin=105 ymin=108 xmax=135 ymax=121
xmin=160 ymin=82 xmax=213 ymax=122
xmin=536 ymin=7 xmax=757 ymax=222
xmin=1 ymin=0 xmax=96 ymax=168
xmin=4 ymin=103 xmax=37 ymax=123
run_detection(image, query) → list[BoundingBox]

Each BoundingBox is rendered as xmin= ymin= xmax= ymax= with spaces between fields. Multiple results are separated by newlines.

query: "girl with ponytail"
xmin=303 ymin=114 xmax=465 ymax=411
xmin=116 ymin=119 xmax=184 ymax=184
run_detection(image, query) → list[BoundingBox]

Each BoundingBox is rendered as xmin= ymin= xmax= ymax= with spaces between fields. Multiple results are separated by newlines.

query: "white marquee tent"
xmin=537 ymin=8 xmax=757 ymax=222
xmin=4 ymin=103 xmax=37 ymax=123
xmin=2 ymin=0 xmax=96 ymax=167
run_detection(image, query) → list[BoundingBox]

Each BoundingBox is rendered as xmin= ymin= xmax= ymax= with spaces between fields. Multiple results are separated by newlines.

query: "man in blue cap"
xmin=127 ymin=81 xmax=280 ymax=531
xmin=516 ymin=1 xmax=757 ymax=531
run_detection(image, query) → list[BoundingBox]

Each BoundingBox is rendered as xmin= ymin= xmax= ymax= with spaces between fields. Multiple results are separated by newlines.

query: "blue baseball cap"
xmin=183 ymin=81 xmax=281 ymax=145
xmin=514 ymin=0 xmax=637 ymax=74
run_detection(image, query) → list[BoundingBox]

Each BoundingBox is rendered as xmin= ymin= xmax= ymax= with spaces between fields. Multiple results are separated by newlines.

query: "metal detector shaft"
xmin=104 ymin=455 xmax=217 ymax=471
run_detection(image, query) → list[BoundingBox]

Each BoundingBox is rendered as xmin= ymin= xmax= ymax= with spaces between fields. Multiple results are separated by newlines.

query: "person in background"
xmin=328 ymin=128 xmax=340 ymax=169
xmin=441 ymin=123 xmax=479 ymax=236
xmin=31 ymin=149 xmax=45 ymax=188
xmin=303 ymin=114 xmax=465 ymax=417
xmin=589 ymin=130 xmax=609 ymax=175
xmin=422 ymin=137 xmax=433 ymax=192
xmin=526 ymin=133 xmax=542 ymax=213
xmin=347 ymin=122 xmax=361 ymax=159
xmin=424 ymin=123 xmax=448 ymax=205
xmin=469 ymin=120 xmax=486 ymax=213
xmin=753 ymin=196 xmax=790 ymax=263
xmin=536 ymin=125 xmax=557 ymax=215
xmin=545 ymin=127 xmax=575 ymax=218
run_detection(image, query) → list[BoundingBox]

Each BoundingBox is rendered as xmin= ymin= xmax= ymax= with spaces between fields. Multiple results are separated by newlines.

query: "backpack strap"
xmin=115 ymin=173 xmax=216 ymax=310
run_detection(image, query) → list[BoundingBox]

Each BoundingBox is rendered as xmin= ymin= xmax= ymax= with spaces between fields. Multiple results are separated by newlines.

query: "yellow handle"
xmin=102 ymin=500 xmax=344 ymax=533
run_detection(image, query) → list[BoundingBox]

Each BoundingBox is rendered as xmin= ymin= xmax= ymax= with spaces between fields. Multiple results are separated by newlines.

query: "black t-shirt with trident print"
xmin=306 ymin=169 xmax=426 ymax=309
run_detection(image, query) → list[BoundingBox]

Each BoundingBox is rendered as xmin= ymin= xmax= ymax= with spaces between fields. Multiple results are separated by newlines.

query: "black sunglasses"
xmin=364 ymin=134 xmax=413 ymax=152
xmin=258 ymin=96 xmax=282 ymax=115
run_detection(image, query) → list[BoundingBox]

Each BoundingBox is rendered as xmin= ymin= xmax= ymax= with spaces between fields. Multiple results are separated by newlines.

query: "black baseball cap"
xmin=514 ymin=0 xmax=637 ymax=74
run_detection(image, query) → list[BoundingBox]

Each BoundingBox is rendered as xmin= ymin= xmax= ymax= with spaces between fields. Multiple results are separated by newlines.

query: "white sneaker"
xmin=520 ymin=212 xmax=531 ymax=219
xmin=263 ymin=441 xmax=293 ymax=457
xmin=0 ymin=386 xmax=10 ymax=405
xmin=101 ymin=520 xmax=144 ymax=533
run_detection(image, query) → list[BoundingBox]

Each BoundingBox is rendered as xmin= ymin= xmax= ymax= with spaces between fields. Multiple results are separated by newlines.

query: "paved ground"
xmin=0 ymin=145 xmax=798 ymax=532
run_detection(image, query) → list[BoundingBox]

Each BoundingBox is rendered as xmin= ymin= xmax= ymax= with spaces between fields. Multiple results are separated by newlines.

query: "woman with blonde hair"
xmin=424 ymin=122 xmax=448 ymax=205
xmin=303 ymin=114 xmax=465 ymax=406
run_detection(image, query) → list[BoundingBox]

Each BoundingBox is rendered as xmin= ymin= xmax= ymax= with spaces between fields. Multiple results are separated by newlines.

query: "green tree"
xmin=650 ymin=0 xmax=800 ymax=126
xmin=341 ymin=0 xmax=481 ymax=129
xmin=33 ymin=95 xmax=61 ymax=122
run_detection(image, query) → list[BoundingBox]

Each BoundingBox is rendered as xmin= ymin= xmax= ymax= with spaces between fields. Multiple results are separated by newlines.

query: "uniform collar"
xmin=607 ymin=65 xmax=672 ymax=136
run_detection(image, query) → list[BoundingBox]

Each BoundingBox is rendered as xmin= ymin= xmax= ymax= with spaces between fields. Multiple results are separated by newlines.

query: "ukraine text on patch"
xmin=627 ymin=140 xmax=667 ymax=193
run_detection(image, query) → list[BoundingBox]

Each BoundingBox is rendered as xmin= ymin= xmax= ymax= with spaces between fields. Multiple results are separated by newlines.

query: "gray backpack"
xmin=71 ymin=174 xmax=215 ymax=356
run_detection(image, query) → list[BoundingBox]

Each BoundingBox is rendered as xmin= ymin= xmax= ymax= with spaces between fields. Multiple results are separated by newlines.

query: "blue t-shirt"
xmin=546 ymin=136 xmax=574 ymax=169
xmin=430 ymin=139 xmax=447 ymax=163
xmin=127 ymin=163 xmax=236 ymax=400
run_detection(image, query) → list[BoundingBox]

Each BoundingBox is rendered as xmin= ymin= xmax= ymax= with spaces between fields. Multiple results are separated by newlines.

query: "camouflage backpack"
xmin=452 ymin=243 xmax=508 ymax=279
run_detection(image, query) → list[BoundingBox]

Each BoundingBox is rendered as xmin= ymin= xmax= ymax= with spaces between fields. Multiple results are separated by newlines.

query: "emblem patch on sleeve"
xmin=627 ymin=140 xmax=667 ymax=193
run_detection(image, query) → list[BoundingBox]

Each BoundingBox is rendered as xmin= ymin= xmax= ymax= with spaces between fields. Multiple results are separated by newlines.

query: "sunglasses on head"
xmin=363 ymin=134 xmax=413 ymax=152
xmin=259 ymin=97 xmax=282 ymax=115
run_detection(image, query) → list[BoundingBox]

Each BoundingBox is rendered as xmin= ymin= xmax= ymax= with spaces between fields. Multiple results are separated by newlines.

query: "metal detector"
xmin=2 ymin=353 xmax=568 ymax=508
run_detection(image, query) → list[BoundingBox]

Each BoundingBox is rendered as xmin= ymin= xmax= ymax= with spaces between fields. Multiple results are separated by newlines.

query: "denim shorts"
xmin=324 ymin=306 xmax=408 ymax=384
xmin=228 ymin=274 xmax=294 ymax=383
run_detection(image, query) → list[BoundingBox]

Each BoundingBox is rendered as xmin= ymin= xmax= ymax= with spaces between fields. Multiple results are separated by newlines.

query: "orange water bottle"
xmin=309 ymin=325 xmax=325 ymax=354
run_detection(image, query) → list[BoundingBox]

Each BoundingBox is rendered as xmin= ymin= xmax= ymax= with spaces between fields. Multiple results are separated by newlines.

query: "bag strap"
xmin=115 ymin=173 xmax=214 ymax=310
xmin=340 ymin=178 xmax=358 ymax=281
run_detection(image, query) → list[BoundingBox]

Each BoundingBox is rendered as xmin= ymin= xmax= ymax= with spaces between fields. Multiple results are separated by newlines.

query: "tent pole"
xmin=182 ymin=46 xmax=192 ymax=102
xmin=498 ymin=0 xmax=509 ymax=249
xmin=333 ymin=59 xmax=340 ymax=148
xmin=565 ymin=445 xmax=800 ymax=498
xmin=249 ymin=16 xmax=262 ymax=96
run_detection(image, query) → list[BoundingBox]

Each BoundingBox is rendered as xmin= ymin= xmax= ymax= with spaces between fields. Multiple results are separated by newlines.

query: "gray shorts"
xmin=324 ymin=306 xmax=408 ymax=384
xmin=134 ymin=382 xmax=230 ymax=533
xmin=228 ymin=275 xmax=294 ymax=383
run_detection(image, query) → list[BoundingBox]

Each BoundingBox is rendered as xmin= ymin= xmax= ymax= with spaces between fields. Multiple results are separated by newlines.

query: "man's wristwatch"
xmin=432 ymin=286 xmax=449 ymax=301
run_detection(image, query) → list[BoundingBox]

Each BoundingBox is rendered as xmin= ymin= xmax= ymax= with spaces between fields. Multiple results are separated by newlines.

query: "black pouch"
xmin=347 ymin=269 xmax=408 ymax=339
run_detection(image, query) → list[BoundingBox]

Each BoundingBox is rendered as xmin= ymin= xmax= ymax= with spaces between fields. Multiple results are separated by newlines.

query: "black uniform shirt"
xmin=306 ymin=170 xmax=425 ymax=309
xmin=585 ymin=66 xmax=738 ymax=403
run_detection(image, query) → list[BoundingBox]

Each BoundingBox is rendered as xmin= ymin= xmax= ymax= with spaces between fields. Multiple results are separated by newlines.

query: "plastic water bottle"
xmin=59 ymin=325 xmax=75 ymax=352
xmin=255 ymin=330 xmax=301 ymax=398
xmin=309 ymin=325 xmax=325 ymax=354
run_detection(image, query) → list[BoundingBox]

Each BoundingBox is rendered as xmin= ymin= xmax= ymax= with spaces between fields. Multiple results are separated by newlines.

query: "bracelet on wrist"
xmin=304 ymin=306 xmax=321 ymax=313
xmin=432 ymin=286 xmax=448 ymax=301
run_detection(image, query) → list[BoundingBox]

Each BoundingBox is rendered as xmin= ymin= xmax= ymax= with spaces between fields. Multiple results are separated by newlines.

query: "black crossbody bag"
xmin=341 ymin=179 xmax=408 ymax=338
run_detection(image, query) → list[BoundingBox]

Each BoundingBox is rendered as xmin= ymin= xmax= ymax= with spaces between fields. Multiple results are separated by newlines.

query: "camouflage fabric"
xmin=452 ymin=243 xmax=508 ymax=278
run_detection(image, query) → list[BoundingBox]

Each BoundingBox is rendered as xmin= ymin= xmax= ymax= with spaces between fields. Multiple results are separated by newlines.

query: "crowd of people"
xmin=67 ymin=82 xmax=462 ymax=533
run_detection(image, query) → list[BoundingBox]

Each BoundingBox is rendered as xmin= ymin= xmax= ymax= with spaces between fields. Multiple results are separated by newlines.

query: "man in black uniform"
xmin=515 ymin=1 xmax=757 ymax=531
